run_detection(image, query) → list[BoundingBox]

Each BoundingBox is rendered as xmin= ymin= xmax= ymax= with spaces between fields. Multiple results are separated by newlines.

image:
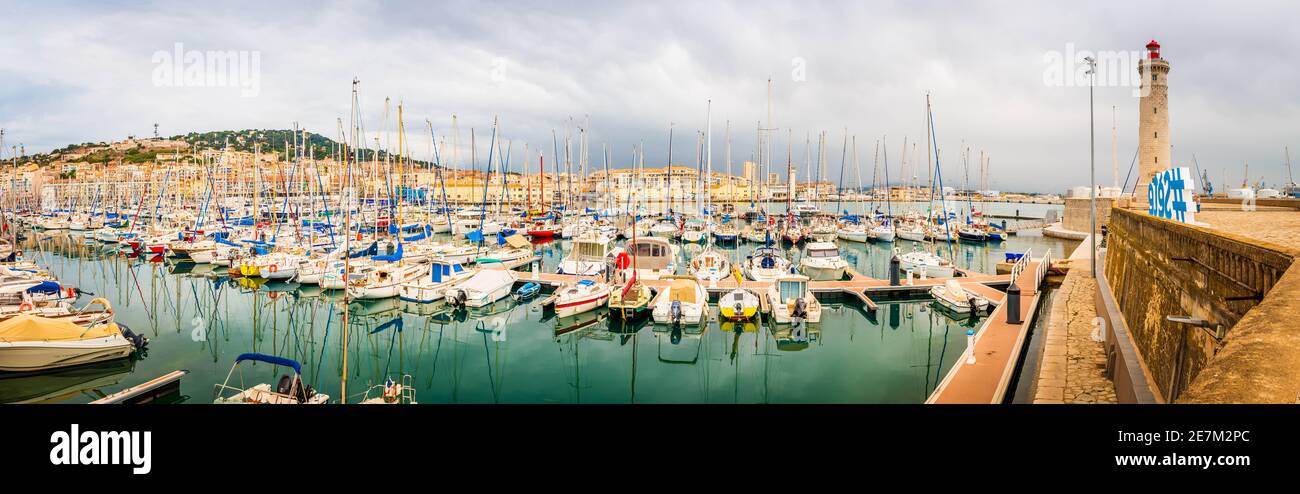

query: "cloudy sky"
xmin=1 ymin=0 xmax=1297 ymax=192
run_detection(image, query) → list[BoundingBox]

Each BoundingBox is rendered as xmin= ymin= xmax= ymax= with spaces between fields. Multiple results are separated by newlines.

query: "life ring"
xmin=614 ymin=252 xmax=630 ymax=270
xmin=64 ymin=287 xmax=76 ymax=299
xmin=268 ymin=264 xmax=278 ymax=273
xmin=18 ymin=302 xmax=33 ymax=311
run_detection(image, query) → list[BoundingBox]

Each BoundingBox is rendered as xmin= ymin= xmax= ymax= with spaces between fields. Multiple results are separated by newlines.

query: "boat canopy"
xmin=234 ymin=353 xmax=301 ymax=374
xmin=0 ymin=315 xmax=119 ymax=342
xmin=504 ymin=234 xmax=530 ymax=249
xmin=668 ymin=278 xmax=699 ymax=304
xmin=373 ymin=243 xmax=403 ymax=262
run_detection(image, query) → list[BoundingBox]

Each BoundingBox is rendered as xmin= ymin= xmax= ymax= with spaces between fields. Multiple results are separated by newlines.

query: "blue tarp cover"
xmin=235 ymin=352 xmax=302 ymax=374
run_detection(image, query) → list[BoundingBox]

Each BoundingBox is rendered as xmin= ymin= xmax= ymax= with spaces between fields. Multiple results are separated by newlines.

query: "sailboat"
xmin=688 ymin=245 xmax=731 ymax=282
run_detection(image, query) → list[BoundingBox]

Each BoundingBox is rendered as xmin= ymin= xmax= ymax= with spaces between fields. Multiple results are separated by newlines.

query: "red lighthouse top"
xmin=1146 ymin=39 xmax=1161 ymax=59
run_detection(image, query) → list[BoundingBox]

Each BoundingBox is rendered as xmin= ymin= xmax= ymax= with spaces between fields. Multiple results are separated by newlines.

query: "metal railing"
xmin=1009 ymin=248 xmax=1032 ymax=286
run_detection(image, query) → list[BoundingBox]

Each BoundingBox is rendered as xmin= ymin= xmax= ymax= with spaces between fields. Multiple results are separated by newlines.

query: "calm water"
xmin=4 ymin=202 xmax=1076 ymax=404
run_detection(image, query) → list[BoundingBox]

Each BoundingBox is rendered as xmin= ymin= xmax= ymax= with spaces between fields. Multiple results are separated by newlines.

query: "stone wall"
xmin=1062 ymin=197 xmax=1114 ymax=234
xmin=1104 ymin=207 xmax=1294 ymax=401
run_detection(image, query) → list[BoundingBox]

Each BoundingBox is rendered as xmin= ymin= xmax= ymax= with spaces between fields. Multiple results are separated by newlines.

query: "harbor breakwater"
xmin=1102 ymin=207 xmax=1299 ymax=403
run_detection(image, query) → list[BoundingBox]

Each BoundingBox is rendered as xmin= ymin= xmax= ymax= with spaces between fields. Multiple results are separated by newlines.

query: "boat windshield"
xmin=807 ymin=248 xmax=838 ymax=258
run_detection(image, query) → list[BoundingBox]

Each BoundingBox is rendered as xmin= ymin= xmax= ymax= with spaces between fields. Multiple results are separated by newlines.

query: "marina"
xmin=2 ymin=212 xmax=1073 ymax=404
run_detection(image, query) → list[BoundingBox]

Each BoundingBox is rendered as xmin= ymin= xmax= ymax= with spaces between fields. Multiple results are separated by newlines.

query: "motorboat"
xmin=546 ymin=279 xmax=612 ymax=318
xmin=768 ymin=275 xmax=821 ymax=325
xmin=0 ymin=298 xmax=146 ymax=372
xmin=398 ymin=259 xmax=473 ymax=303
xmin=897 ymin=249 xmax=956 ymax=278
xmin=798 ymin=241 xmax=849 ymax=281
xmin=213 ymin=353 xmax=329 ymax=404
xmin=929 ymin=279 xmax=990 ymax=314
xmin=620 ymin=236 xmax=677 ymax=280
xmin=444 ymin=269 xmax=517 ymax=308
xmin=651 ymin=276 xmax=708 ymax=326
xmin=557 ymin=233 xmax=615 ymax=276
xmin=718 ymin=288 xmax=760 ymax=321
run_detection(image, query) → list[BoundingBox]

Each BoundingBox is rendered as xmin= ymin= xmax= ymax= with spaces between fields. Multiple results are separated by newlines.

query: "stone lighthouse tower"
xmin=1136 ymin=39 xmax=1170 ymax=205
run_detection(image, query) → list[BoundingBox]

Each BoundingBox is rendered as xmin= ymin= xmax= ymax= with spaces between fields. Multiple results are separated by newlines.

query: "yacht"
xmin=557 ymin=233 xmax=615 ymax=276
xmin=742 ymin=246 xmax=793 ymax=282
xmin=798 ymin=242 xmax=849 ymax=281
xmin=621 ymin=236 xmax=677 ymax=280
xmin=897 ymin=249 xmax=956 ymax=278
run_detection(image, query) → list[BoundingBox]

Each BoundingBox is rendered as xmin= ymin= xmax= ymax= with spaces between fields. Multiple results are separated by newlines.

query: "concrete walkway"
xmin=1033 ymin=237 xmax=1117 ymax=404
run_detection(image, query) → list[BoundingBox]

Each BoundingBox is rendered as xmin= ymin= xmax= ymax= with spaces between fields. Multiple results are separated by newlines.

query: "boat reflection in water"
xmin=0 ymin=358 xmax=135 ymax=404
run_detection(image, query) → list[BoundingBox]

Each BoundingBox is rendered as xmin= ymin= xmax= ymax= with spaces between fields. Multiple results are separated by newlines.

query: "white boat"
xmin=651 ymin=276 xmax=708 ymax=326
xmin=929 ymin=279 xmax=989 ymax=314
xmin=445 ymin=269 xmax=517 ymax=308
xmin=347 ymin=261 xmax=431 ymax=300
xmin=793 ymin=203 xmax=820 ymax=216
xmin=798 ymin=242 xmax=849 ymax=281
xmin=0 ymin=299 xmax=145 ymax=372
xmin=649 ymin=220 xmax=679 ymax=239
xmin=718 ymin=288 xmax=760 ymax=321
xmin=870 ymin=224 xmax=896 ymax=242
xmin=398 ymin=259 xmax=474 ymax=303
xmin=897 ymin=223 xmax=927 ymax=242
xmin=548 ymin=279 xmax=612 ymax=318
xmin=474 ymin=234 xmax=533 ymax=269
xmin=898 ymin=250 xmax=956 ymax=278
xmin=743 ymin=246 xmax=793 ymax=282
xmin=768 ymin=275 xmax=822 ymax=325
xmin=688 ymin=246 xmax=731 ymax=283
xmin=836 ymin=223 xmax=870 ymax=242
xmin=213 ymin=353 xmax=329 ymax=404
xmin=557 ymin=233 xmax=615 ymax=276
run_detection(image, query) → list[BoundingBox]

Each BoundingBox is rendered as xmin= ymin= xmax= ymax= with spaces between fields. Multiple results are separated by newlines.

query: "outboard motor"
xmin=118 ymin=323 xmax=148 ymax=349
xmin=670 ymin=300 xmax=683 ymax=326
xmin=733 ymin=301 xmax=744 ymax=320
xmin=791 ymin=298 xmax=807 ymax=328
xmin=450 ymin=289 xmax=468 ymax=306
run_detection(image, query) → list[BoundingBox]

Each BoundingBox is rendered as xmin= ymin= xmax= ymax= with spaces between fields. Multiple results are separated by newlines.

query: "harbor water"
xmin=4 ymin=202 xmax=1076 ymax=404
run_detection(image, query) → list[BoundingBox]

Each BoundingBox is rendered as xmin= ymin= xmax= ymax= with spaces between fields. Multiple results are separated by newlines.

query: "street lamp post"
xmin=1085 ymin=56 xmax=1097 ymax=278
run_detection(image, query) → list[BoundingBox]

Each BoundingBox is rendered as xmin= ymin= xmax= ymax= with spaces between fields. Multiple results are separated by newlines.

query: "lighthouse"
xmin=1136 ymin=39 xmax=1171 ymax=206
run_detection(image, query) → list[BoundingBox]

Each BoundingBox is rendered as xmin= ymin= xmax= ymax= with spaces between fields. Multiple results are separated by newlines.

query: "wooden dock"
xmin=513 ymin=263 xmax=1028 ymax=316
xmin=926 ymin=251 xmax=1054 ymax=404
xmin=90 ymin=370 xmax=188 ymax=404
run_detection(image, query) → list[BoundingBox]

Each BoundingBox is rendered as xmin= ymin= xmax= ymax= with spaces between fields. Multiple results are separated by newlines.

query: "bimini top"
xmin=234 ymin=353 xmax=302 ymax=374
xmin=0 ymin=315 xmax=119 ymax=343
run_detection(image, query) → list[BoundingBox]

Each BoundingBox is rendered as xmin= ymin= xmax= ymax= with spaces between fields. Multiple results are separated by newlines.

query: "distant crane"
xmin=153 ymin=123 xmax=159 ymax=139
xmin=1193 ymin=154 xmax=1213 ymax=197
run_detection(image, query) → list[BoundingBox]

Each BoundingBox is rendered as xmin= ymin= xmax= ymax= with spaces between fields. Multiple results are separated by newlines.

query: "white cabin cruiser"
xmin=798 ymin=242 xmax=849 ymax=281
